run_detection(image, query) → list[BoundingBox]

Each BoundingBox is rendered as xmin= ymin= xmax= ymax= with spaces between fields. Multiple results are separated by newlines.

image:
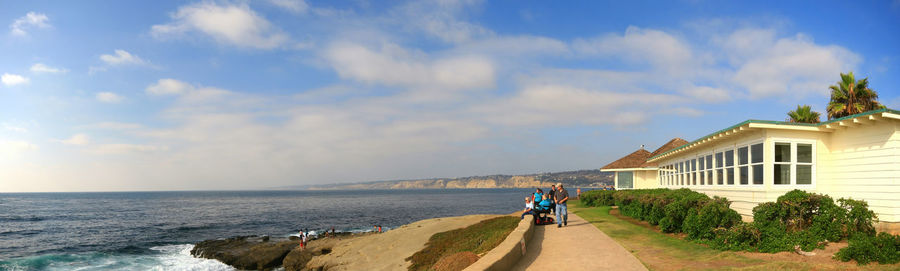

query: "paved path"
xmin=511 ymin=212 xmax=647 ymax=271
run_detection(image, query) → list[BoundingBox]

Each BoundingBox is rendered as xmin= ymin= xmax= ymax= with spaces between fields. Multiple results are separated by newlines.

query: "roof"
xmin=641 ymin=138 xmax=689 ymax=167
xmin=601 ymin=149 xmax=651 ymax=170
xmin=646 ymin=108 xmax=900 ymax=162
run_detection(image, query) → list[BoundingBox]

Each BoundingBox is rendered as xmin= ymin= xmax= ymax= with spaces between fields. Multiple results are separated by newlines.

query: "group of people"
xmin=520 ymin=183 xmax=569 ymax=228
xmin=298 ymin=228 xmax=311 ymax=249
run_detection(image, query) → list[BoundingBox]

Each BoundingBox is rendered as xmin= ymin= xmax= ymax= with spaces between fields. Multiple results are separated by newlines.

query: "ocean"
xmin=0 ymin=189 xmax=531 ymax=270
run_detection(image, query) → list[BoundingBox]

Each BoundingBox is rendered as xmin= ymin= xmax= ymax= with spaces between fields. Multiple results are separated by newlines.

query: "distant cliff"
xmin=305 ymin=170 xmax=613 ymax=190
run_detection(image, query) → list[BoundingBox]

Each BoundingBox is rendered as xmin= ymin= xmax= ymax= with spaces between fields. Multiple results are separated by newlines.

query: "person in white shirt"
xmin=520 ymin=196 xmax=535 ymax=219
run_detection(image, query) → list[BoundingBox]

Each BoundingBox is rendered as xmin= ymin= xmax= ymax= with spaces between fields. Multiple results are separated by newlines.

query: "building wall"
xmin=634 ymin=170 xmax=658 ymax=189
xmin=649 ymin=121 xmax=900 ymax=222
xmin=816 ymin=120 xmax=900 ymax=222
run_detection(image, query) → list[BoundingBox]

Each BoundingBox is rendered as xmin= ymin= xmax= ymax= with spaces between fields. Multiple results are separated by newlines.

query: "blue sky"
xmin=1 ymin=0 xmax=898 ymax=192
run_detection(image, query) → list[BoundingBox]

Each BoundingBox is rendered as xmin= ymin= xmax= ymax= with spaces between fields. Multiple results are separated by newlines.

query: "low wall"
xmin=463 ymin=215 xmax=535 ymax=271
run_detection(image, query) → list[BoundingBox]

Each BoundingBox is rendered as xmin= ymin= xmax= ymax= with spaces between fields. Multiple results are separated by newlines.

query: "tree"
xmin=826 ymin=72 xmax=885 ymax=120
xmin=787 ymin=105 xmax=821 ymax=123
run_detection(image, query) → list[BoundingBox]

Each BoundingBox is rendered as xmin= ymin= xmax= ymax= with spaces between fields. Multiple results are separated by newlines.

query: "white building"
xmin=601 ymin=109 xmax=900 ymax=232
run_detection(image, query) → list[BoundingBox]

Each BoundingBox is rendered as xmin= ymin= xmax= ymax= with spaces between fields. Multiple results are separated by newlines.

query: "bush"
xmin=683 ymin=197 xmax=742 ymax=240
xmin=835 ymin=233 xmax=900 ymax=265
xmin=580 ymin=190 xmax=615 ymax=207
xmin=711 ymin=222 xmax=760 ymax=251
xmin=582 ymin=188 xmax=892 ymax=265
xmin=839 ymin=198 xmax=877 ymax=237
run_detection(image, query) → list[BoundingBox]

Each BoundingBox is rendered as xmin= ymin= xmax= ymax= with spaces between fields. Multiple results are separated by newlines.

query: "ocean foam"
xmin=0 ymin=244 xmax=235 ymax=271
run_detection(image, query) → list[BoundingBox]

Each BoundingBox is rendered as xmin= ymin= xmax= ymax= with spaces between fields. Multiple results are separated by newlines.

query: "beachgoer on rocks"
xmin=555 ymin=183 xmax=569 ymax=228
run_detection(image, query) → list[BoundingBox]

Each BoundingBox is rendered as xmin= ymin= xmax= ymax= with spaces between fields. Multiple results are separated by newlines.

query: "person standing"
xmin=548 ymin=184 xmax=557 ymax=214
xmin=555 ymin=183 xmax=569 ymax=228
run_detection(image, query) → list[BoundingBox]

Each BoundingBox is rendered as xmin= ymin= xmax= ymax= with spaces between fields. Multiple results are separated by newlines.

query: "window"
xmin=725 ymin=150 xmax=735 ymax=185
xmin=715 ymin=152 xmax=724 ymax=185
xmin=705 ymin=154 xmax=713 ymax=185
xmin=772 ymin=141 xmax=815 ymax=185
xmin=698 ymin=157 xmax=705 ymax=185
xmin=751 ymin=143 xmax=763 ymax=185
xmin=691 ymin=159 xmax=697 ymax=185
xmin=774 ymin=143 xmax=791 ymax=185
xmin=738 ymin=146 xmax=749 ymax=185
xmin=618 ymin=172 xmax=633 ymax=189
xmin=797 ymin=144 xmax=813 ymax=184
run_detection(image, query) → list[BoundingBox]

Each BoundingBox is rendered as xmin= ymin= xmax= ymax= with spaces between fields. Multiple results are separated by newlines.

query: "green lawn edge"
xmin=406 ymin=216 xmax=519 ymax=271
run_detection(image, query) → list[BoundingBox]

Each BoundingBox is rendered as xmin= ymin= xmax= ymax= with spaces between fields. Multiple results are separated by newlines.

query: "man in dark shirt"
xmin=555 ymin=183 xmax=569 ymax=227
xmin=548 ymin=184 xmax=556 ymax=214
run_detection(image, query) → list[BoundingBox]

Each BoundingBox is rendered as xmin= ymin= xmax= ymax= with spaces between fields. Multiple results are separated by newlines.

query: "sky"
xmin=1 ymin=0 xmax=899 ymax=192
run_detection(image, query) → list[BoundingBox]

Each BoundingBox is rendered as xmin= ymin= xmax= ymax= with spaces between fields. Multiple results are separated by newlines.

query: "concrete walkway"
xmin=511 ymin=212 xmax=647 ymax=271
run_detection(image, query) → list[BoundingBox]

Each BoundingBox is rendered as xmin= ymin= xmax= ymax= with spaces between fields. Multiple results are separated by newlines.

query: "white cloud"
xmin=682 ymin=86 xmax=732 ymax=103
xmin=151 ymin=2 xmax=289 ymax=49
xmin=573 ymin=26 xmax=694 ymax=72
xmin=9 ymin=12 xmax=50 ymax=36
xmin=30 ymin=63 xmax=68 ymax=74
xmin=1 ymin=73 xmax=29 ymax=86
xmin=146 ymin=78 xmax=193 ymax=95
xmin=324 ymin=42 xmax=494 ymax=90
xmin=92 ymin=144 xmax=167 ymax=154
xmin=0 ymin=140 xmax=38 ymax=159
xmin=99 ymin=49 xmax=148 ymax=66
xmin=96 ymin=92 xmax=125 ymax=103
xmin=2 ymin=123 xmax=28 ymax=133
xmin=88 ymin=122 xmax=144 ymax=131
xmin=473 ymin=84 xmax=684 ymax=127
xmin=59 ymin=134 xmax=90 ymax=146
xmin=268 ymin=0 xmax=309 ymax=14
xmin=729 ymin=32 xmax=860 ymax=98
xmin=397 ymin=0 xmax=492 ymax=43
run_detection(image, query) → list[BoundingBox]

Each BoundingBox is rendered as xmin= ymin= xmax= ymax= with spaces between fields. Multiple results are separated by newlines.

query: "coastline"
xmin=192 ymin=214 xmax=508 ymax=270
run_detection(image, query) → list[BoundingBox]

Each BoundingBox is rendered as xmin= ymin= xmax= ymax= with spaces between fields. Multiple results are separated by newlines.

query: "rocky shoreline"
xmin=190 ymin=233 xmax=362 ymax=271
xmin=190 ymin=214 xmax=501 ymax=270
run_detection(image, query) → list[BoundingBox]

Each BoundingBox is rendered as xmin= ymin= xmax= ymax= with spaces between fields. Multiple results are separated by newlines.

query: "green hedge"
xmin=579 ymin=190 xmax=615 ymax=207
xmin=580 ymin=188 xmax=893 ymax=265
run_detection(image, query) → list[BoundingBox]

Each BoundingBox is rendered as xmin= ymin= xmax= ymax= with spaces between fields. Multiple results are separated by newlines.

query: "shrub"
xmin=835 ymin=233 xmax=900 ymax=265
xmin=580 ymin=190 xmax=615 ymax=207
xmin=711 ymin=222 xmax=760 ymax=251
xmin=839 ymin=198 xmax=877 ymax=237
xmin=683 ymin=197 xmax=742 ymax=240
xmin=582 ymin=188 xmax=891 ymax=264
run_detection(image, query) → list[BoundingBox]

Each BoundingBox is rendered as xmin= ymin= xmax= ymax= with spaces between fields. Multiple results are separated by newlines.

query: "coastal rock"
xmin=191 ymin=236 xmax=299 ymax=270
xmin=283 ymin=238 xmax=341 ymax=271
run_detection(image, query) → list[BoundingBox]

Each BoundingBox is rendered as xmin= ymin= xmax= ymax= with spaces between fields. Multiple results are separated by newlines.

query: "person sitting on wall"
xmin=520 ymin=196 xmax=535 ymax=220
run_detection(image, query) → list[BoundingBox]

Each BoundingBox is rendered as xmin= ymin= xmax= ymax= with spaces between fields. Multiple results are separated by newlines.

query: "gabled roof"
xmin=641 ymin=138 xmax=689 ymax=167
xmin=601 ymin=149 xmax=651 ymax=170
xmin=646 ymin=108 xmax=900 ymax=162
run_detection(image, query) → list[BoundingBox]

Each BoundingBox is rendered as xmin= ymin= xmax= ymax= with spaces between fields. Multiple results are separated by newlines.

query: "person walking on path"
xmin=555 ymin=183 xmax=569 ymax=227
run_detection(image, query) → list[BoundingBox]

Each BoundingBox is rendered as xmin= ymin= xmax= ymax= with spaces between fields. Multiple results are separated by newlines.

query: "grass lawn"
xmin=570 ymin=199 xmax=900 ymax=271
xmin=406 ymin=216 xmax=519 ymax=271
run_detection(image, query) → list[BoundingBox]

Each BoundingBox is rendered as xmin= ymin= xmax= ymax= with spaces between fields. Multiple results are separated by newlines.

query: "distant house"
xmin=601 ymin=138 xmax=688 ymax=190
xmin=601 ymin=108 xmax=900 ymax=231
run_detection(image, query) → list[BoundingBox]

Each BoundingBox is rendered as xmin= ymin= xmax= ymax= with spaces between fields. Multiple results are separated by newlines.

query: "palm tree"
xmin=787 ymin=105 xmax=821 ymax=123
xmin=826 ymin=72 xmax=885 ymax=120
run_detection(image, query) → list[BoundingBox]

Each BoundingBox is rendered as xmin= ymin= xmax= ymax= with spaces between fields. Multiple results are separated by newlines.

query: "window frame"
xmin=770 ymin=138 xmax=816 ymax=187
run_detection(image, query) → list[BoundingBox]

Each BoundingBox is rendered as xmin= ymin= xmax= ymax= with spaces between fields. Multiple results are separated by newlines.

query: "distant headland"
xmin=282 ymin=169 xmax=613 ymax=190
